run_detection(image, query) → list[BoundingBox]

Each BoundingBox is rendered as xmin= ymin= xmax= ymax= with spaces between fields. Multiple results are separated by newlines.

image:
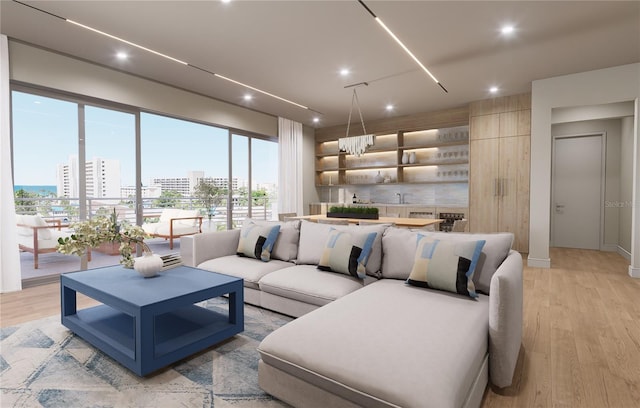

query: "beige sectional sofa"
xmin=181 ymin=219 xmax=523 ymax=408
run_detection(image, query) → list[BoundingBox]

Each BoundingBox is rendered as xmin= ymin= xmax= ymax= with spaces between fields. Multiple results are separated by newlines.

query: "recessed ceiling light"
xmin=340 ymin=68 xmax=350 ymax=76
xmin=385 ymin=104 xmax=394 ymax=111
xmin=501 ymin=25 xmax=515 ymax=36
xmin=489 ymin=86 xmax=499 ymax=94
xmin=243 ymin=94 xmax=253 ymax=101
xmin=221 ymin=0 xmax=232 ymax=3
xmin=116 ymin=52 xmax=128 ymax=60
xmin=313 ymin=117 xmax=320 ymax=123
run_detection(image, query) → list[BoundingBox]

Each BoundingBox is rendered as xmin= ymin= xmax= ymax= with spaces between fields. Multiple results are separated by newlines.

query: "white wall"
xmin=8 ymin=41 xmax=277 ymax=137
xmin=530 ymin=63 xmax=639 ymax=276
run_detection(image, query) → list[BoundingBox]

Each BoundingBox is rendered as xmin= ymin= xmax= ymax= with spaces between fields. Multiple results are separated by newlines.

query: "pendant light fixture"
xmin=339 ymin=83 xmax=374 ymax=157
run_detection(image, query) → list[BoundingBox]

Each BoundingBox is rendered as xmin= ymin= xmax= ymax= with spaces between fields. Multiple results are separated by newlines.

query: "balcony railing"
xmin=14 ymin=195 xmax=276 ymax=227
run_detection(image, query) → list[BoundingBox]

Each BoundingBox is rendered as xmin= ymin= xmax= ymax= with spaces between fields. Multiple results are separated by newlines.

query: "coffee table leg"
xmin=228 ymin=285 xmax=244 ymax=326
xmin=137 ymin=308 xmax=154 ymax=375
xmin=61 ymin=285 xmax=77 ymax=317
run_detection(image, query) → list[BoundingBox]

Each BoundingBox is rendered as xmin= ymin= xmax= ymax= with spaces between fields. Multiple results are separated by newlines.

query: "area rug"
xmin=0 ymin=298 xmax=293 ymax=407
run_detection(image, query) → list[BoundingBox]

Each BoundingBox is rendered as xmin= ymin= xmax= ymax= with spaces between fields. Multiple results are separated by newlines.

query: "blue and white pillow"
xmin=407 ymin=235 xmax=485 ymax=298
xmin=237 ymin=223 xmax=281 ymax=262
xmin=317 ymin=229 xmax=377 ymax=279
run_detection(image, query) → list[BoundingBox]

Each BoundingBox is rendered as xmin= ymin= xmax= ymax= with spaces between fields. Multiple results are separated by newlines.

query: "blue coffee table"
xmin=61 ymin=265 xmax=244 ymax=376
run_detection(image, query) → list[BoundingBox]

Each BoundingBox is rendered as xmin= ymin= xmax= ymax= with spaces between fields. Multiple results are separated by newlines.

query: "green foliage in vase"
xmin=56 ymin=209 xmax=149 ymax=268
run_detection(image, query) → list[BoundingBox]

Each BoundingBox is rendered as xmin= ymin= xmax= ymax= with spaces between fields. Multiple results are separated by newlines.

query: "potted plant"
xmin=56 ymin=209 xmax=150 ymax=268
xmin=327 ymin=206 xmax=379 ymax=220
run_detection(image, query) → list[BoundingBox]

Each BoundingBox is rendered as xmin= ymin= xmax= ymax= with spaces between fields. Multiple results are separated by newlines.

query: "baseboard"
xmin=22 ymin=274 xmax=59 ymax=289
xmin=617 ymin=246 xmax=632 ymax=261
xmin=629 ymin=266 xmax=640 ymax=279
xmin=527 ymin=256 xmax=551 ymax=268
xmin=601 ymin=244 xmax=618 ymax=252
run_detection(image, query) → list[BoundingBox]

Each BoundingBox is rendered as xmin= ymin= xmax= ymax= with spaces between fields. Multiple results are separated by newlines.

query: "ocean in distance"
xmin=14 ymin=185 xmax=57 ymax=196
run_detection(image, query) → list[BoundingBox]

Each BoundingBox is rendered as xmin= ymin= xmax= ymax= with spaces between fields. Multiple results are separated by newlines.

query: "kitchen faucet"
xmin=396 ymin=193 xmax=402 ymax=204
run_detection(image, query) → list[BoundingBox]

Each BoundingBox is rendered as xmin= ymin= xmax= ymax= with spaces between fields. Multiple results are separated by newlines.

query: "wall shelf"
xmin=315 ymin=125 xmax=469 ymax=187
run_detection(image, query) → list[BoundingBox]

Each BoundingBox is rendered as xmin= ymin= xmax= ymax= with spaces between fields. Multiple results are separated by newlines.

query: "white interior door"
xmin=552 ymin=134 xmax=603 ymax=249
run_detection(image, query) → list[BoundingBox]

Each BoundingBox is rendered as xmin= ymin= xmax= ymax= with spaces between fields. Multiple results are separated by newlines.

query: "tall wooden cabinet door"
xmin=498 ymin=135 xmax=530 ymax=252
xmin=469 ymin=138 xmax=500 ymax=233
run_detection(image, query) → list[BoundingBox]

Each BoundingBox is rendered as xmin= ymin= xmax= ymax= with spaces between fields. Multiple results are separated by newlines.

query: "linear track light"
xmin=66 ymin=20 xmax=189 ymax=65
xmin=214 ymin=74 xmax=309 ymax=109
xmin=357 ymin=0 xmax=448 ymax=93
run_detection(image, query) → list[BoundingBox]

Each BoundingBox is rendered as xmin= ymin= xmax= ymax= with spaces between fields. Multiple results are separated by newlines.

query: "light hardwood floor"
xmin=1 ymin=248 xmax=638 ymax=407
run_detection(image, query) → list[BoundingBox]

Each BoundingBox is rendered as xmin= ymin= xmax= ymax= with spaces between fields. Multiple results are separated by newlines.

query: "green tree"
xmin=14 ymin=189 xmax=39 ymax=214
xmin=153 ymin=190 xmax=183 ymax=208
xmin=194 ymin=181 xmax=224 ymax=222
xmin=251 ymin=188 xmax=268 ymax=206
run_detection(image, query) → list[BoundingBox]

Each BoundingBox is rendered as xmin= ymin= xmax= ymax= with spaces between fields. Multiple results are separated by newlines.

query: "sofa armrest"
xmin=488 ymin=249 xmax=523 ymax=388
xmin=180 ymin=229 xmax=241 ymax=267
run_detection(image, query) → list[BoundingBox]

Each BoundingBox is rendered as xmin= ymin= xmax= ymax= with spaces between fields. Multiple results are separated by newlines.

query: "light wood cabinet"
xmin=469 ymin=94 xmax=531 ymax=252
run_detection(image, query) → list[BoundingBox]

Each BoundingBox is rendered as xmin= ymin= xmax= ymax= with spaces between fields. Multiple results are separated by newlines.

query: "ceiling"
xmin=1 ymin=0 xmax=639 ymax=128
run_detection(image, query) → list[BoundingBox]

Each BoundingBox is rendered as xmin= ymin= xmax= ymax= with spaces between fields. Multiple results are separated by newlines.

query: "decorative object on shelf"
xmin=133 ymin=245 xmax=164 ymax=278
xmin=327 ymin=206 xmax=379 ymax=220
xmin=374 ymin=171 xmax=384 ymax=183
xmin=339 ymin=85 xmax=374 ymax=157
xmin=56 ymin=208 xmax=149 ymax=268
xmin=402 ymin=152 xmax=409 ymax=164
xmin=409 ymin=152 xmax=417 ymax=164
xmin=384 ymin=175 xmax=391 ymax=183
xmin=352 ymin=193 xmax=358 ymax=204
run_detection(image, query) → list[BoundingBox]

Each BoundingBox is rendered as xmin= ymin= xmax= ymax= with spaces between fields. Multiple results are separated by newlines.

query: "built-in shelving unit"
xmin=315 ymin=126 xmax=469 ymax=186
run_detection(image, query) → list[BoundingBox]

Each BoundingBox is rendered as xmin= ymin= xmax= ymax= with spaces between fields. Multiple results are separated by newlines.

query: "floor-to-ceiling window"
xmin=84 ymin=106 xmax=136 ymax=266
xmin=12 ymin=91 xmax=81 ymax=278
xmin=231 ymin=134 xmax=249 ymax=227
xmin=140 ymin=113 xmax=230 ymax=231
xmin=12 ymin=87 xmax=277 ymax=283
xmin=230 ymin=133 xmax=279 ymax=227
xmin=251 ymin=137 xmax=279 ymax=220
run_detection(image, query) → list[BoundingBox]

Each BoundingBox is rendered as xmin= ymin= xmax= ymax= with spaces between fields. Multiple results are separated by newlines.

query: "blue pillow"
xmin=237 ymin=223 xmax=281 ymax=262
xmin=318 ymin=229 xmax=377 ymax=279
xmin=407 ymin=235 xmax=485 ymax=298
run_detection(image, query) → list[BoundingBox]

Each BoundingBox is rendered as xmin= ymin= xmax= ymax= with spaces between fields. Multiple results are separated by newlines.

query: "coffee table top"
xmin=61 ymin=265 xmax=241 ymax=307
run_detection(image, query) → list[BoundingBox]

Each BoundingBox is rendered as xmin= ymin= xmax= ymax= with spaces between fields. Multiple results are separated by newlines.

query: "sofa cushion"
xmin=258 ymin=265 xmax=375 ymax=307
xmin=420 ymin=232 xmax=514 ymax=295
xmin=318 ymin=229 xmax=377 ymax=279
xmin=407 ymin=235 xmax=485 ymax=298
xmin=258 ymin=279 xmax=489 ymax=408
xmin=243 ymin=218 xmax=300 ymax=262
xmin=382 ymin=228 xmax=513 ymax=294
xmin=23 ymin=215 xmax=52 ymax=240
xmin=197 ymin=255 xmax=292 ymax=290
xmin=159 ymin=208 xmax=181 ymax=223
xmin=381 ymin=227 xmax=421 ymax=280
xmin=150 ymin=223 xmax=200 ymax=236
xmin=16 ymin=215 xmax=31 ymax=236
xmin=297 ymin=221 xmax=387 ymax=277
xmin=177 ymin=209 xmax=199 ymax=227
xmin=237 ymin=222 xmax=281 ymax=261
